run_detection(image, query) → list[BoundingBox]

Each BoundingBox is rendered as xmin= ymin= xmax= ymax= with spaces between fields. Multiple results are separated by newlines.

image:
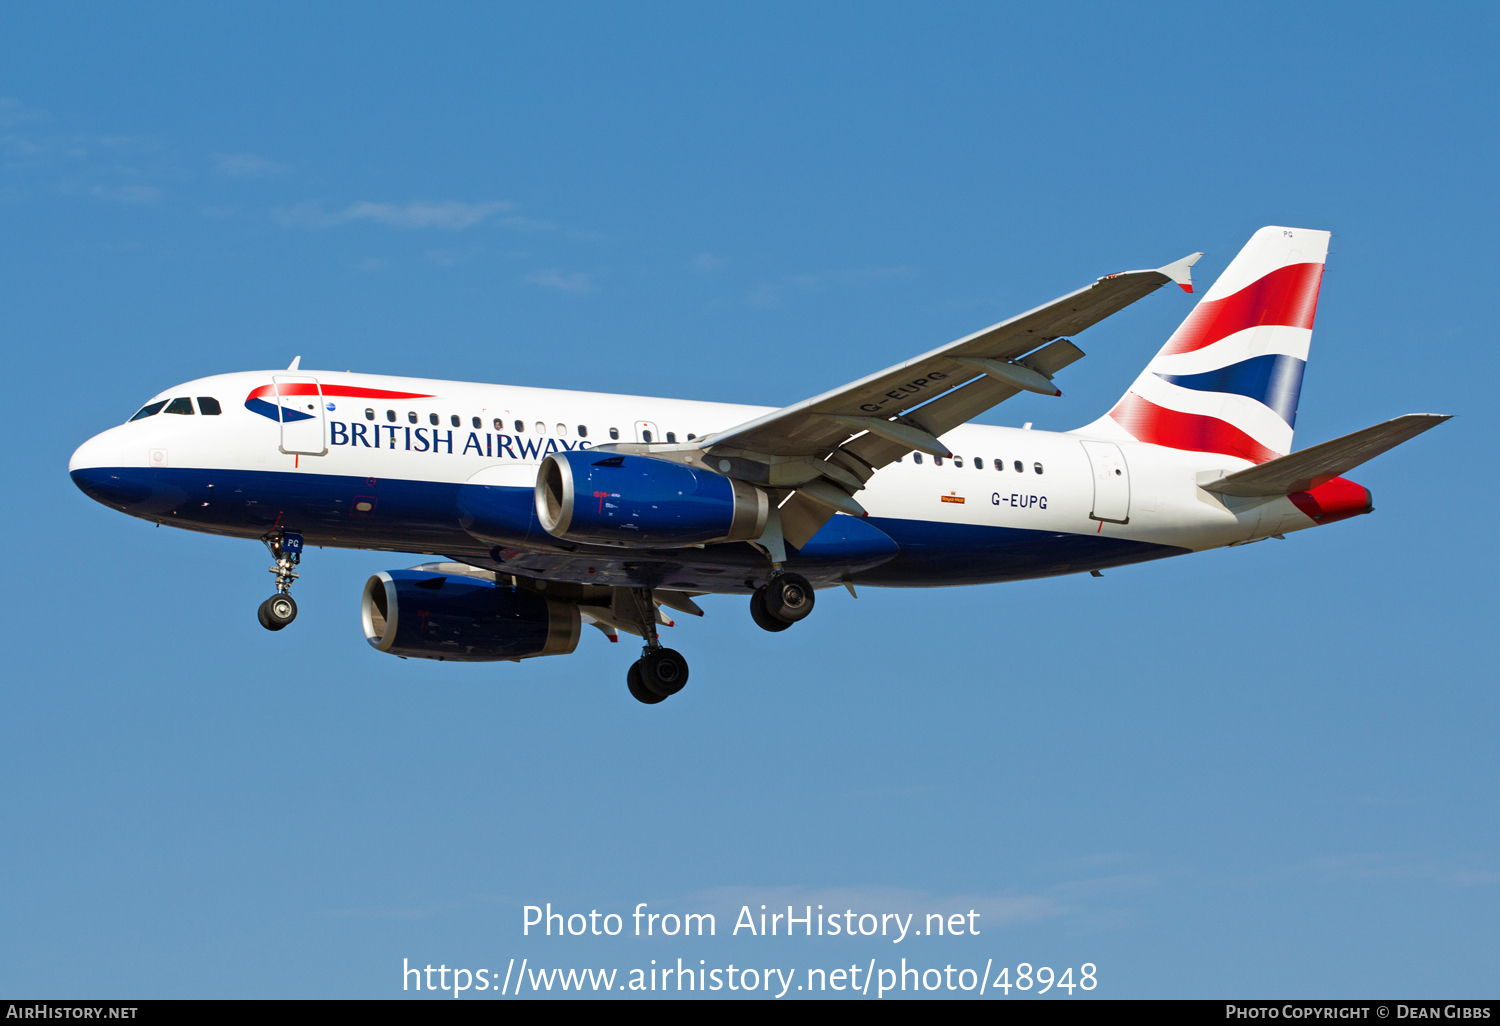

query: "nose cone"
xmin=69 ymin=428 xmax=161 ymax=512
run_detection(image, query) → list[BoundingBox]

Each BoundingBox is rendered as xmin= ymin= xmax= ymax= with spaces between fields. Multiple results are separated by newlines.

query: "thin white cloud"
xmin=342 ymin=200 xmax=510 ymax=228
xmin=90 ymin=183 xmax=161 ymax=204
xmin=747 ymin=266 xmax=914 ymax=307
xmin=524 ymin=268 xmax=593 ymax=293
xmin=214 ymin=152 xmax=287 ymax=177
xmin=1310 ymin=853 xmax=1500 ymax=887
xmin=276 ymin=199 xmax=512 ymax=230
xmin=498 ymin=215 xmax=555 ymax=232
xmin=0 ymin=97 xmax=52 ymax=129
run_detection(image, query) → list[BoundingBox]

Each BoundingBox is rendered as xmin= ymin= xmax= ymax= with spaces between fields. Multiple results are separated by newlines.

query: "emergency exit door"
xmin=1080 ymin=440 xmax=1130 ymax=524
xmin=273 ymin=375 xmax=328 ymax=456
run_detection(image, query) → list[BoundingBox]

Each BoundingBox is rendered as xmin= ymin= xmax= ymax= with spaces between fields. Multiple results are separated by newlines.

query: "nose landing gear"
xmin=623 ymin=587 xmax=690 ymax=704
xmin=257 ymin=530 xmax=303 ymax=631
xmin=750 ymin=571 xmax=814 ymax=632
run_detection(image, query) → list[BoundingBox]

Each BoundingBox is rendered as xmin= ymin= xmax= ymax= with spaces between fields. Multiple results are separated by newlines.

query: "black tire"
xmin=627 ymin=661 xmax=667 ymax=704
xmin=258 ymin=594 xmax=297 ymax=631
xmin=750 ymin=587 xmax=794 ymax=632
xmin=763 ymin=572 xmax=815 ymax=623
xmin=640 ymin=647 xmax=689 ymax=696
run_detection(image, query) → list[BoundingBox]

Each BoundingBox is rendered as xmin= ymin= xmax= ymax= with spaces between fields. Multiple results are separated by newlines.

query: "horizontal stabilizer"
xmin=1202 ymin=414 xmax=1451 ymax=497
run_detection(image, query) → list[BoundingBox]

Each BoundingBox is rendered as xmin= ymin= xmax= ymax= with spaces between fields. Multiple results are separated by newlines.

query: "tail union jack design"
xmin=1088 ymin=225 xmax=1331 ymax=465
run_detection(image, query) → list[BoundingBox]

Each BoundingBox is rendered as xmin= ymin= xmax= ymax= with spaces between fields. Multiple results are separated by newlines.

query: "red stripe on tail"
xmin=1161 ymin=262 xmax=1324 ymax=356
xmin=1108 ymin=392 xmax=1282 ymax=464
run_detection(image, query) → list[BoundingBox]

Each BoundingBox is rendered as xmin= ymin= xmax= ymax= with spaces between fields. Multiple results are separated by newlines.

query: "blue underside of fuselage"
xmin=71 ymin=466 xmax=1188 ymax=592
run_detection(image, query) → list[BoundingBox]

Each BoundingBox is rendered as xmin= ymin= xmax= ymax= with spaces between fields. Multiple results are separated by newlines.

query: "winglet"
xmin=287 ymin=356 xmax=302 ymax=371
xmin=1158 ymin=252 xmax=1203 ymax=293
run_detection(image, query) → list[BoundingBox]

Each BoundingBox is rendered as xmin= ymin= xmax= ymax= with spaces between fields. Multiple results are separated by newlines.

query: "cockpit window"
xmin=129 ymin=401 xmax=168 ymax=422
xmin=196 ymin=397 xmax=222 ymax=415
xmin=164 ymin=397 xmax=194 ymax=415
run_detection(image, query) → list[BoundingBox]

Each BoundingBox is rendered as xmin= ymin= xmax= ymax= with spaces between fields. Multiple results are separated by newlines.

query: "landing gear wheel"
xmin=763 ymin=572 xmax=815 ymax=623
xmin=750 ymin=587 xmax=794 ymax=632
xmin=627 ymin=661 xmax=667 ymax=704
xmin=257 ymin=594 xmax=298 ymax=631
xmin=639 ymin=648 xmax=689 ymax=696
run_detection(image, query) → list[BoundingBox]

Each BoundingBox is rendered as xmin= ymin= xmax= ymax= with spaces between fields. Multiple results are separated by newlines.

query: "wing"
xmin=694 ymin=252 xmax=1202 ymax=545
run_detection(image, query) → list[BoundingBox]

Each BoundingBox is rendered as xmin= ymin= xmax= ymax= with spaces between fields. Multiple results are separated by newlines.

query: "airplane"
xmin=69 ymin=226 xmax=1448 ymax=704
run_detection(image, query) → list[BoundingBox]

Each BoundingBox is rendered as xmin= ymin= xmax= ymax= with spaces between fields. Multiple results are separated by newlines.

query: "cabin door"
xmin=274 ymin=375 xmax=328 ymax=456
xmin=1081 ymin=440 xmax=1130 ymax=524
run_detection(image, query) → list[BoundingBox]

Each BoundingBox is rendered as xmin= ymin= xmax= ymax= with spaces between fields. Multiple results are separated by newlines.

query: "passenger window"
xmin=557 ymin=423 xmax=567 ymax=436
xmin=532 ymin=421 xmax=543 ymax=434
xmin=578 ymin=425 xmax=588 ymax=438
xmin=666 ymin=432 xmax=676 ymax=443
xmin=1034 ymin=462 xmax=1044 ymax=474
xmin=452 ymin=415 xmax=461 ymax=427
xmin=473 ymin=417 xmax=482 ymax=429
xmin=934 ymin=456 xmax=943 ymax=466
xmin=642 ymin=429 xmax=653 ymax=443
xmin=514 ymin=420 xmax=525 ymax=432
xmin=129 ymin=400 xmax=168 ymax=422
xmin=494 ymin=418 xmax=504 ymax=431
xmin=365 ymin=408 xmax=375 ymax=421
xmin=164 ymin=397 xmax=194 ymax=415
xmin=954 ymin=456 xmax=963 ymax=467
xmin=913 ymin=453 xmax=923 ymax=464
xmin=1013 ymin=460 xmax=1023 ymax=473
xmin=196 ymin=397 xmax=222 ymax=415
xmin=609 ymin=427 xmax=620 ymax=440
xmin=974 ymin=457 xmax=983 ymax=470
xmin=993 ymin=458 xmax=1003 ymax=471
xmin=386 ymin=410 xmax=396 ymax=422
xmin=430 ymin=413 xmax=439 ymax=425
xmin=408 ymin=410 xmax=418 ymax=424
xmin=686 ymin=433 xmax=695 ymax=441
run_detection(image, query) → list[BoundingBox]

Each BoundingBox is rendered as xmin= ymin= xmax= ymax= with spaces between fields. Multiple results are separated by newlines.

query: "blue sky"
xmin=2 ymin=2 xmax=1496 ymax=999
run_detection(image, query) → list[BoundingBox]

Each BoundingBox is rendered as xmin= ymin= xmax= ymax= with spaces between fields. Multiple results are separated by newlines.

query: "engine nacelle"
xmin=535 ymin=450 xmax=768 ymax=547
xmin=361 ymin=565 xmax=580 ymax=661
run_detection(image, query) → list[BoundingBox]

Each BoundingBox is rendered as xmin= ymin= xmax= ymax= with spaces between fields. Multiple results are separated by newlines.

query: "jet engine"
xmin=535 ymin=451 xmax=768 ymax=547
xmin=361 ymin=565 xmax=580 ymax=661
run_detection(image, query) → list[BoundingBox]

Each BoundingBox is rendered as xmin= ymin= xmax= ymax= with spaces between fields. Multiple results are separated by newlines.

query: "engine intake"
xmin=536 ymin=451 xmax=768 ymax=547
xmin=361 ymin=565 xmax=580 ymax=661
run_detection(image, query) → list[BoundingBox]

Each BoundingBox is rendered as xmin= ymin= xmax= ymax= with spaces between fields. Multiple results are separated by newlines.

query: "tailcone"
xmin=1289 ymin=476 xmax=1373 ymax=525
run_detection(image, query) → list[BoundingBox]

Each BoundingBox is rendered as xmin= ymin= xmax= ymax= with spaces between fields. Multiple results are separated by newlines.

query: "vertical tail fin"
xmin=1080 ymin=226 xmax=1331 ymax=465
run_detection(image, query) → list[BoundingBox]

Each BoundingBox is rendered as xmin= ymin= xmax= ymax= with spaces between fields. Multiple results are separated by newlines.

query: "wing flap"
xmin=1202 ymin=414 xmax=1451 ymax=497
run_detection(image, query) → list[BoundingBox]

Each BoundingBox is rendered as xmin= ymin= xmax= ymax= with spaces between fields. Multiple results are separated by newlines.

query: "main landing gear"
xmin=257 ymin=530 xmax=304 ymax=632
xmin=623 ymin=587 xmax=690 ymax=705
xmin=750 ymin=571 xmax=815 ymax=632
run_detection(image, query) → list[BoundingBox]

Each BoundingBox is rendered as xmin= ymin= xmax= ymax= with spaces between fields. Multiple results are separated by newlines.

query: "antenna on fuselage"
xmin=287 ymin=356 xmax=301 ymax=370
